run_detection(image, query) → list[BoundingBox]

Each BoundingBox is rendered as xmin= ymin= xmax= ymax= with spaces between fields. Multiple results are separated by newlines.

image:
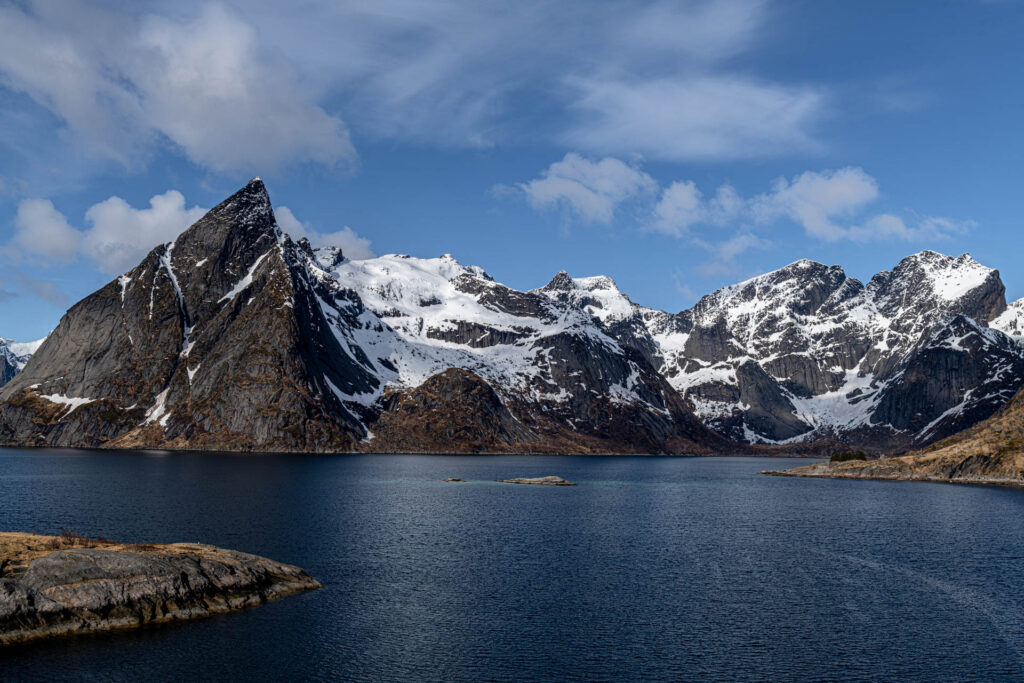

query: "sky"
xmin=0 ymin=0 xmax=1022 ymax=341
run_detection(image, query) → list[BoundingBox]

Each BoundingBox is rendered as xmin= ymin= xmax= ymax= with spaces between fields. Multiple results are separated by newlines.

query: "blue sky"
xmin=1 ymin=0 xmax=1022 ymax=340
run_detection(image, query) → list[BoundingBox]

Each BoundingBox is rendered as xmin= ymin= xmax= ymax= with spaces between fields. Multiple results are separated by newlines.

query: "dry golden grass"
xmin=0 ymin=531 xmax=224 ymax=578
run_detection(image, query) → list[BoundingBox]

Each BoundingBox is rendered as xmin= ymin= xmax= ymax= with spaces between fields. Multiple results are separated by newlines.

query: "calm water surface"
xmin=2 ymin=450 xmax=1024 ymax=681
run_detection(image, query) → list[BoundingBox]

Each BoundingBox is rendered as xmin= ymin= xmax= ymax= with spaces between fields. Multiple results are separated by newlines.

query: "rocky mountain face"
xmin=0 ymin=179 xmax=729 ymax=454
xmin=2 ymin=178 xmax=1020 ymax=454
xmin=548 ymin=253 xmax=1024 ymax=451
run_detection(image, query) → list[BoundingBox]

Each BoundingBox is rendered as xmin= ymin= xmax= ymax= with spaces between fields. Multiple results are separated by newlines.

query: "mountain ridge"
xmin=0 ymin=179 xmax=729 ymax=454
xmin=2 ymin=178 xmax=1022 ymax=455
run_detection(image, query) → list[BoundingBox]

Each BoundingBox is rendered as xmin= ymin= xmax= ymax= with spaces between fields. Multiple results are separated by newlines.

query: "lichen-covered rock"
xmin=0 ymin=540 xmax=320 ymax=646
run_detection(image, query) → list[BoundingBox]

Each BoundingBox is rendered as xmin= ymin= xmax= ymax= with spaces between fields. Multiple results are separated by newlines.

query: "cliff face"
xmin=0 ymin=179 xmax=376 ymax=451
xmin=0 ymin=179 xmax=729 ymax=455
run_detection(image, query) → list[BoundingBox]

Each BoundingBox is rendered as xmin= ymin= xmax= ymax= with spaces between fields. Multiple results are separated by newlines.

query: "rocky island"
xmin=0 ymin=531 xmax=320 ymax=646
xmin=497 ymin=476 xmax=577 ymax=486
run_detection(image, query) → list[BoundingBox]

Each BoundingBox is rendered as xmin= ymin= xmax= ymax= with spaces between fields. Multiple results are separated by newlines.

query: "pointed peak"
xmin=541 ymin=270 xmax=575 ymax=292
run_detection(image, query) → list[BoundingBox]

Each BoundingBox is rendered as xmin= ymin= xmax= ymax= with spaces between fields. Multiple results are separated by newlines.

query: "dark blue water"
xmin=2 ymin=450 xmax=1024 ymax=681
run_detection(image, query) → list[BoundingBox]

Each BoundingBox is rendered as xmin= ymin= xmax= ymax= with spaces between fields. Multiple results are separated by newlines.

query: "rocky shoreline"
xmin=0 ymin=532 xmax=320 ymax=646
xmin=761 ymin=462 xmax=1024 ymax=488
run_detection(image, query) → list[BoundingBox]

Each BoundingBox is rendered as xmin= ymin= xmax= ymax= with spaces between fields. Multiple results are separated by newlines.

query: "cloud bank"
xmin=507 ymin=155 xmax=973 ymax=272
xmin=0 ymin=0 xmax=827 ymax=173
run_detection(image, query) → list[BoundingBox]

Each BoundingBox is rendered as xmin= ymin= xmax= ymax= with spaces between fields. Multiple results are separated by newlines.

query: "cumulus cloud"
xmin=83 ymin=191 xmax=207 ymax=272
xmin=646 ymin=166 xmax=967 ymax=244
xmin=753 ymin=167 xmax=880 ymax=240
xmin=276 ymin=206 xmax=375 ymax=260
xmin=6 ymin=190 xmax=205 ymax=273
xmin=508 ymin=157 xmax=973 ymax=276
xmin=12 ymin=199 xmax=81 ymax=263
xmin=5 ymin=188 xmax=378 ymax=276
xmin=0 ymin=2 xmax=355 ymax=172
xmin=515 ymin=153 xmax=657 ymax=224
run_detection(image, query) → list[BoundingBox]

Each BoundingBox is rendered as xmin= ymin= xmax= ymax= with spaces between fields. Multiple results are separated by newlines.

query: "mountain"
xmin=0 ymin=179 xmax=729 ymax=454
xmin=559 ymin=254 xmax=1024 ymax=451
xmin=2 ymin=177 xmax=1020 ymax=455
xmin=0 ymin=338 xmax=45 ymax=388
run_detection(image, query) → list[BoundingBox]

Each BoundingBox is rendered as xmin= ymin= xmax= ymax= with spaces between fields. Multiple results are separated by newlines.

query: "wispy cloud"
xmin=0 ymin=0 xmax=827 ymax=172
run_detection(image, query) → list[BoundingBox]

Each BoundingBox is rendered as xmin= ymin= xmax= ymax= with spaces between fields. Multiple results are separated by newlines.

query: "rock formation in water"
xmin=497 ymin=476 xmax=577 ymax=486
xmin=0 ymin=532 xmax=320 ymax=646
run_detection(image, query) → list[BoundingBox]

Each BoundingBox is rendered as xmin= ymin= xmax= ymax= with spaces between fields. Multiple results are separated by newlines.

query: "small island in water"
xmin=498 ymin=476 xmax=577 ymax=486
xmin=0 ymin=531 xmax=320 ymax=646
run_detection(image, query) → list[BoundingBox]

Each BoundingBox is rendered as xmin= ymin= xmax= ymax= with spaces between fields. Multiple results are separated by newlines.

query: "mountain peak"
xmin=885 ymin=250 xmax=995 ymax=302
xmin=541 ymin=271 xmax=575 ymax=292
xmin=573 ymin=275 xmax=620 ymax=293
xmin=714 ymin=258 xmax=838 ymax=300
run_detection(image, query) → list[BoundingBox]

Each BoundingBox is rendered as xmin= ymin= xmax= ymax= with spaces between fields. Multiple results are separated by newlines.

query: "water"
xmin=2 ymin=449 xmax=1024 ymax=681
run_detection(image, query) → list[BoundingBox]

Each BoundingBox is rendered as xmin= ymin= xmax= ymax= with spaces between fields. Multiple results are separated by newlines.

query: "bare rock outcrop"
xmin=0 ymin=533 xmax=320 ymax=646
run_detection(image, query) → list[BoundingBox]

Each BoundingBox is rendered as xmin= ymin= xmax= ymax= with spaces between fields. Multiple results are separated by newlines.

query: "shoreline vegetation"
xmin=0 ymin=531 xmax=320 ymax=646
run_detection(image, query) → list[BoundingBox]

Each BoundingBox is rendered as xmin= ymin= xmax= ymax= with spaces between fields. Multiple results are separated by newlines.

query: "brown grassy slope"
xmin=773 ymin=387 xmax=1024 ymax=482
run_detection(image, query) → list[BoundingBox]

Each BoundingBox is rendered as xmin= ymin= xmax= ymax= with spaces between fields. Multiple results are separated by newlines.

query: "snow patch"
xmin=218 ymin=250 xmax=273 ymax=303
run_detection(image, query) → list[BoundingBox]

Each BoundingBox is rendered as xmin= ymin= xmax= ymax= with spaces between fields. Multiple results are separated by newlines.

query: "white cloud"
xmin=647 ymin=165 xmax=966 ymax=245
xmin=12 ymin=199 xmax=81 ymax=263
xmin=132 ymin=5 xmax=355 ymax=173
xmin=5 ymin=190 xmax=378 ymax=279
xmin=0 ymin=2 xmax=355 ymax=172
xmin=510 ymin=158 xmax=973 ymax=264
xmin=276 ymin=206 xmax=375 ymax=260
xmin=754 ymin=167 xmax=880 ymax=240
xmin=564 ymin=76 xmax=824 ymax=161
xmin=652 ymin=181 xmax=707 ymax=236
xmin=517 ymin=153 xmax=656 ymax=224
xmin=0 ymin=0 xmax=825 ymax=168
xmin=83 ymin=191 xmax=207 ymax=272
xmin=692 ymin=231 xmax=772 ymax=276
xmin=847 ymin=213 xmax=974 ymax=243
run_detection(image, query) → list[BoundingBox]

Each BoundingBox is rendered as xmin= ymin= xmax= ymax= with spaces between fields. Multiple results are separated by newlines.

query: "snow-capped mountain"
xmin=0 ymin=179 xmax=725 ymax=454
xmin=0 ymin=338 xmax=45 ymax=387
xmin=539 ymin=253 xmax=1024 ymax=449
xmin=1 ymin=177 xmax=1019 ymax=454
